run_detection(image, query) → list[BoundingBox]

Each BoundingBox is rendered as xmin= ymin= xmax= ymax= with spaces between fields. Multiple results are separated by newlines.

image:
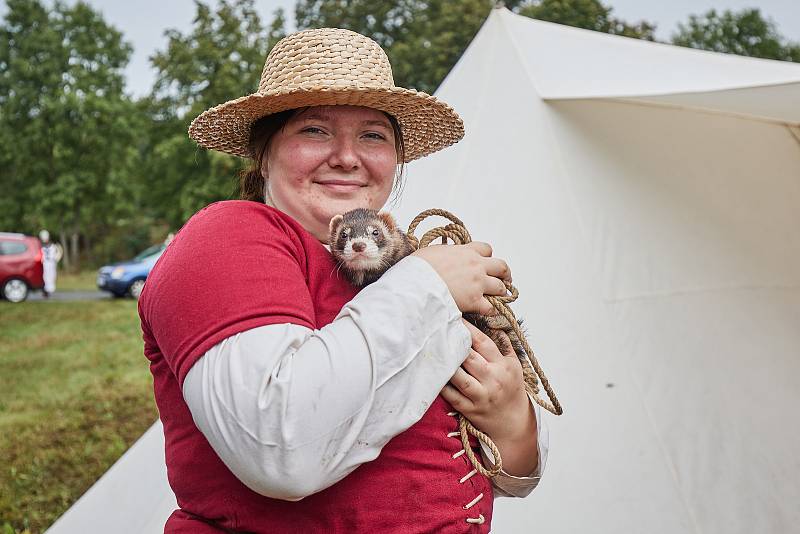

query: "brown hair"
xmin=238 ymin=109 xmax=406 ymax=203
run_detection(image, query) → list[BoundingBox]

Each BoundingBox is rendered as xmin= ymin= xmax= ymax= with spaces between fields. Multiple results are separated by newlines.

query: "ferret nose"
xmin=352 ymin=242 xmax=366 ymax=253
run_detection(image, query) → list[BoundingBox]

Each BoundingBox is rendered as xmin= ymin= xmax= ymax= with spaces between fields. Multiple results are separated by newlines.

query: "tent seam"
xmin=604 ymin=283 xmax=800 ymax=303
xmin=496 ymin=8 xmax=548 ymax=98
xmin=596 ymin=97 xmax=799 ymax=128
xmin=789 ymin=125 xmax=800 ymax=147
xmin=539 ymin=78 xmax=800 ymax=102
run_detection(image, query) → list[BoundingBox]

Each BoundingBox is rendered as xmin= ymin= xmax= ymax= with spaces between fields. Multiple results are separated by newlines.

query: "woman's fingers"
xmin=441 ymin=383 xmax=475 ymax=412
xmin=482 ymin=275 xmax=507 ymax=297
xmin=450 ymin=366 xmax=484 ymax=401
xmin=462 ymin=320 xmax=504 ymax=363
xmin=477 ymin=297 xmax=497 ymax=317
xmin=466 ymin=243 xmax=512 ymax=284
xmin=411 ymin=241 xmax=512 ymax=315
xmin=484 ymin=257 xmax=512 ymax=283
xmin=466 ymin=241 xmax=493 ymax=257
xmin=461 ymin=349 xmax=491 ymax=381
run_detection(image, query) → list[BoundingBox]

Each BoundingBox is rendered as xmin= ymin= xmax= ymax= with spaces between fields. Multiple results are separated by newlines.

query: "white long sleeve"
xmin=480 ymin=397 xmax=550 ymax=498
xmin=182 ymin=256 xmax=472 ymax=500
xmin=183 ymin=255 xmax=548 ymax=501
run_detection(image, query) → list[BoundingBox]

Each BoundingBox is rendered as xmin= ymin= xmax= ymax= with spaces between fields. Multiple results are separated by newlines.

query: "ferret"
xmin=328 ymin=208 xmax=415 ymax=287
xmin=329 ymin=208 xmax=528 ymax=360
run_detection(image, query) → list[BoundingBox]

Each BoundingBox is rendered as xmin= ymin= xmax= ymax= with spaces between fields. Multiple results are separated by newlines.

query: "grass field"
xmin=55 ymin=269 xmax=98 ymax=292
xmin=0 ymin=298 xmax=156 ymax=533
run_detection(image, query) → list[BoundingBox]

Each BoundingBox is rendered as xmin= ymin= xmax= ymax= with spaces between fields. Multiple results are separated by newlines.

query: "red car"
xmin=0 ymin=232 xmax=44 ymax=303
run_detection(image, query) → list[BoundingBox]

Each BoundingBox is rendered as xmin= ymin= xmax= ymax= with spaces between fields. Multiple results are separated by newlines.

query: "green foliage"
xmin=0 ymin=0 xmax=144 ymax=269
xmin=0 ymin=0 xmax=288 ymax=264
xmin=672 ymin=8 xmax=800 ymax=62
xmin=518 ymin=0 xmax=655 ymax=39
xmin=141 ymin=0 xmax=286 ymax=228
xmin=389 ymin=0 xmax=493 ymax=93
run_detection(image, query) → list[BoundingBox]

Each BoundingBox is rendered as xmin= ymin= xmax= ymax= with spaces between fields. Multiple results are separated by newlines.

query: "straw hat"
xmin=188 ymin=27 xmax=464 ymax=162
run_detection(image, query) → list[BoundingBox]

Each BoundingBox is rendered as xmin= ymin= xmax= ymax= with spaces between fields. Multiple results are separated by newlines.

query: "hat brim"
xmin=188 ymin=87 xmax=464 ymax=163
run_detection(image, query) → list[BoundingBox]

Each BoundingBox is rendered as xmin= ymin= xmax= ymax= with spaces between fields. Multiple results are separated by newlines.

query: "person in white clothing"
xmin=39 ymin=229 xmax=61 ymax=298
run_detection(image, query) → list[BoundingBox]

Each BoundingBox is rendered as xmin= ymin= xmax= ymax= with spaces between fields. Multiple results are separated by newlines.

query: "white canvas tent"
xmin=47 ymin=7 xmax=800 ymax=533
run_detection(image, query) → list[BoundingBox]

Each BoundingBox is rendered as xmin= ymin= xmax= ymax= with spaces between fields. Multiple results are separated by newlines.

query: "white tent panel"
xmin=395 ymin=8 xmax=800 ymax=534
xmin=540 ymin=100 xmax=800 ymax=533
xmin=497 ymin=9 xmax=800 ymax=118
xmin=547 ymin=99 xmax=800 ymax=299
xmin=397 ymin=30 xmax=699 ymax=532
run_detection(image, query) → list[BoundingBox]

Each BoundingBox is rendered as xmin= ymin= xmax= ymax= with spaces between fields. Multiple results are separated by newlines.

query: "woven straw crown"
xmin=188 ymin=28 xmax=464 ymax=162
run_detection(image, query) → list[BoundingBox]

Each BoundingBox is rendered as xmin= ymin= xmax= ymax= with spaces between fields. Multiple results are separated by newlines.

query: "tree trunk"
xmin=59 ymin=229 xmax=71 ymax=272
xmin=71 ymin=231 xmax=80 ymax=272
xmin=85 ymin=231 xmax=93 ymax=267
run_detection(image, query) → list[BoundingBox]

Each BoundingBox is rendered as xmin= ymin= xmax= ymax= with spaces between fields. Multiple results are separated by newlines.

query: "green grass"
xmin=54 ymin=270 xmax=98 ymax=292
xmin=0 ymin=300 xmax=157 ymax=533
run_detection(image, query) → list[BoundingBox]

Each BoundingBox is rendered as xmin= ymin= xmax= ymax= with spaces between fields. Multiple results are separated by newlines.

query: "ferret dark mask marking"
xmin=329 ymin=209 xmax=530 ymax=361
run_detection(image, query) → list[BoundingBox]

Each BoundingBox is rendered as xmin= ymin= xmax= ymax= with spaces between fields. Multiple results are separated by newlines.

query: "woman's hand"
xmin=411 ymin=242 xmax=510 ymax=316
xmin=440 ymin=320 xmax=539 ymax=476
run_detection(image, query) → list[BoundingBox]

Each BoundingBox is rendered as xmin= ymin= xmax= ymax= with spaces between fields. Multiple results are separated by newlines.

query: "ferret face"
xmin=329 ymin=209 xmax=413 ymax=286
xmin=332 ymin=219 xmax=390 ymax=270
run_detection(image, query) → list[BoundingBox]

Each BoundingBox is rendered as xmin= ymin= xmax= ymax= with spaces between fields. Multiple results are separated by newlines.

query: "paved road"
xmin=26 ymin=290 xmax=117 ymax=302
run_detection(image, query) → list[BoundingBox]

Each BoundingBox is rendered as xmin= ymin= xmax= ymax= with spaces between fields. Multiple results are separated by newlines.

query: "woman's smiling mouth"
xmin=315 ymin=180 xmax=366 ymax=193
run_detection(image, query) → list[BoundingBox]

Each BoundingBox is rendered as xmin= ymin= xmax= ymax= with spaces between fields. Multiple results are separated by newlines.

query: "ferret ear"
xmin=377 ymin=212 xmax=397 ymax=231
xmin=329 ymin=214 xmax=343 ymax=235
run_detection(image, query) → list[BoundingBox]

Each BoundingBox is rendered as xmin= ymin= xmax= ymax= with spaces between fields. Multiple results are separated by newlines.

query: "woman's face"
xmin=263 ymin=105 xmax=398 ymax=243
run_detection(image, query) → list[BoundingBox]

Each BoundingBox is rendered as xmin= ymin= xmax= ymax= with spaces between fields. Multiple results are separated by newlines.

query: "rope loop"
xmin=406 ymin=209 xmax=563 ymax=477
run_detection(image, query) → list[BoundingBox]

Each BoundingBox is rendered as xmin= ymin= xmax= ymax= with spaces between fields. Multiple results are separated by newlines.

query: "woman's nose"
xmin=328 ymin=136 xmax=360 ymax=170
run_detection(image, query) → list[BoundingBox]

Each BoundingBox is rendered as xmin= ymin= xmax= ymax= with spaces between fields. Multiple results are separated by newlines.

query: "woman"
xmin=139 ymin=28 xmax=547 ymax=533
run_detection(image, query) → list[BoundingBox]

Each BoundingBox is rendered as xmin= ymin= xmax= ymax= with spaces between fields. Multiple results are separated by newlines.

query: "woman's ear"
xmin=378 ymin=212 xmax=398 ymax=232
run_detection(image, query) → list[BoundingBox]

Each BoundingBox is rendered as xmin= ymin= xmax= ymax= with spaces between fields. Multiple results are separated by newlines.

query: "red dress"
xmin=139 ymin=201 xmax=493 ymax=533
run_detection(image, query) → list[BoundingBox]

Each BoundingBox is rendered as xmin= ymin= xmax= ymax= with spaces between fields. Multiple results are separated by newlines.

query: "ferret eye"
xmin=372 ymin=229 xmax=380 ymax=237
xmin=340 ymin=231 xmax=348 ymax=239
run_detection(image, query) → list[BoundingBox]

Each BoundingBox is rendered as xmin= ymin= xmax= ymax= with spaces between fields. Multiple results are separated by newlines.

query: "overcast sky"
xmin=1 ymin=0 xmax=798 ymax=97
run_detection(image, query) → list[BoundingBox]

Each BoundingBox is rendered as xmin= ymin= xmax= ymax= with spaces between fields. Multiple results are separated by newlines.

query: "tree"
xmin=672 ymin=8 xmax=800 ymax=62
xmin=141 ymin=0 xmax=286 ymax=228
xmin=389 ymin=0 xmax=492 ymax=93
xmin=0 ymin=0 xmax=142 ymax=270
xmin=518 ymin=0 xmax=655 ymax=40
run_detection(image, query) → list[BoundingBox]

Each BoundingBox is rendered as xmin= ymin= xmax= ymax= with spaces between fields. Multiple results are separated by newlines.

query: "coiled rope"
xmin=406 ymin=208 xmax=563 ymax=478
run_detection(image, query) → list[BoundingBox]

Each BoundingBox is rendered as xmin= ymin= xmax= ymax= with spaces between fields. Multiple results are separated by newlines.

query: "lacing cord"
xmin=447 ymin=411 xmax=486 ymax=525
xmin=408 ymin=209 xmax=563 ymax=480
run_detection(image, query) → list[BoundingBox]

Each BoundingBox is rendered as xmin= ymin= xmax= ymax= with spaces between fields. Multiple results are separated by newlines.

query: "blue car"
xmin=96 ymin=243 xmax=166 ymax=299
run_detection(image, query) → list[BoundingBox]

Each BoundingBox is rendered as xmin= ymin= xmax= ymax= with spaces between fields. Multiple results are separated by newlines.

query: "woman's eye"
xmin=363 ymin=132 xmax=387 ymax=140
xmin=303 ymin=126 xmax=325 ymax=134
